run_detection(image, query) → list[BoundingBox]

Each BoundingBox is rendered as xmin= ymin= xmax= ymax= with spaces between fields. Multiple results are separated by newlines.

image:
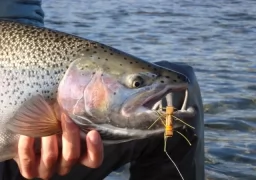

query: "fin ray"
xmin=7 ymin=95 xmax=61 ymax=137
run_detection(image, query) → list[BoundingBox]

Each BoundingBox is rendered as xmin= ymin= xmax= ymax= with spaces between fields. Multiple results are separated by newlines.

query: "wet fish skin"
xmin=0 ymin=20 xmax=189 ymax=161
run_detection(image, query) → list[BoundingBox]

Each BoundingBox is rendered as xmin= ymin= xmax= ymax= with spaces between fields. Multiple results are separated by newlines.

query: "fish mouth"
xmin=122 ymin=82 xmax=188 ymax=117
xmin=106 ymin=87 xmax=191 ymax=144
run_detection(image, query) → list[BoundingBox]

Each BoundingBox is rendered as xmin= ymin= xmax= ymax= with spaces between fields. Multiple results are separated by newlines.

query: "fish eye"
xmin=132 ymin=76 xmax=144 ymax=88
xmin=133 ymin=81 xmax=141 ymax=88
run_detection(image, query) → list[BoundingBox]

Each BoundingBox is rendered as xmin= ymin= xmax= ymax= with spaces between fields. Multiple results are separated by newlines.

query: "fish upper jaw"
xmin=121 ymin=82 xmax=188 ymax=117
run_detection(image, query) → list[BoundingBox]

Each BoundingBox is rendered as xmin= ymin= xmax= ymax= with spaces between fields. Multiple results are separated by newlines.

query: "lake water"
xmin=42 ymin=0 xmax=256 ymax=179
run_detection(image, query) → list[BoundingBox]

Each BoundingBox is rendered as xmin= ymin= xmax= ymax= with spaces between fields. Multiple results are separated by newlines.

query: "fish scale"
xmin=0 ymin=20 xmax=188 ymax=161
xmin=0 ymin=21 xmax=98 ymax=161
xmin=0 ymin=21 xmax=106 ymax=119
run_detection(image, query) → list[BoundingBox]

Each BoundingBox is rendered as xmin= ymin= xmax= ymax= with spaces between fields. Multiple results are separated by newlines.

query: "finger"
xmin=57 ymin=113 xmax=80 ymax=176
xmin=80 ymin=130 xmax=103 ymax=168
xmin=17 ymin=135 xmax=36 ymax=179
xmin=37 ymin=135 xmax=58 ymax=179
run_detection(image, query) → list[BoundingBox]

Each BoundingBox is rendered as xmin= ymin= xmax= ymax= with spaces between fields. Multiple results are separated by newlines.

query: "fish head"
xmin=58 ymin=45 xmax=189 ymax=143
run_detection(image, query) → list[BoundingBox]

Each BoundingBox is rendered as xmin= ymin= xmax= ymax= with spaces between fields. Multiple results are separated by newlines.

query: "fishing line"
xmin=164 ymin=139 xmax=185 ymax=180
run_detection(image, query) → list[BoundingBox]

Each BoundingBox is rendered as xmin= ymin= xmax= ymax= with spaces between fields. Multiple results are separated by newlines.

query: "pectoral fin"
xmin=7 ymin=95 xmax=61 ymax=137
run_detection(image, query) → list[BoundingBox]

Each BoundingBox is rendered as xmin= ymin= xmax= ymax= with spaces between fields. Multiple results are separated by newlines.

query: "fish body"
xmin=0 ymin=21 xmax=189 ymax=161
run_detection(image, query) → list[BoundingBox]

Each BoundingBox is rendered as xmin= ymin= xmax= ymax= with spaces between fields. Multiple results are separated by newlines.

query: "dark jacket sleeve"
xmin=0 ymin=0 xmax=44 ymax=27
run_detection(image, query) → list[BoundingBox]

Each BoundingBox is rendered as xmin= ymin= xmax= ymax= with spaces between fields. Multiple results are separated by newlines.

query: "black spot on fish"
xmin=86 ymin=49 xmax=90 ymax=51
xmin=165 ymin=76 xmax=170 ymax=79
xmin=98 ymin=57 xmax=100 ymax=59
xmin=110 ymin=53 xmax=113 ymax=55
xmin=104 ymin=50 xmax=107 ymax=52
xmin=113 ymin=92 xmax=116 ymax=95
xmin=105 ymin=58 xmax=108 ymax=61
xmin=124 ymin=57 xmax=127 ymax=60
xmin=173 ymin=79 xmax=177 ymax=82
xmin=161 ymin=80 xmax=165 ymax=83
xmin=92 ymin=72 xmax=95 ymax=75
xmin=93 ymin=51 xmax=97 ymax=53
xmin=120 ymin=64 xmax=122 ymax=66
xmin=130 ymin=62 xmax=133 ymax=64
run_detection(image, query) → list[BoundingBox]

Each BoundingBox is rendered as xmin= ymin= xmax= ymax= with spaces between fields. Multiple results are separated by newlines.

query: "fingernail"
xmin=89 ymin=131 xmax=100 ymax=145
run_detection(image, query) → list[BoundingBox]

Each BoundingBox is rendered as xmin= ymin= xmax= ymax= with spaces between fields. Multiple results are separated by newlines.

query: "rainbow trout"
xmin=0 ymin=21 xmax=190 ymax=161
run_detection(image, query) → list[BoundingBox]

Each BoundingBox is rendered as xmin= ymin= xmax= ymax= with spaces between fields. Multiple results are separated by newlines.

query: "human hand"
xmin=13 ymin=113 xmax=104 ymax=179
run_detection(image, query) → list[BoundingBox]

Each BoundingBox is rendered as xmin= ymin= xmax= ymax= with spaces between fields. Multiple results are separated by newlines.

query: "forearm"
xmin=0 ymin=0 xmax=44 ymax=26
